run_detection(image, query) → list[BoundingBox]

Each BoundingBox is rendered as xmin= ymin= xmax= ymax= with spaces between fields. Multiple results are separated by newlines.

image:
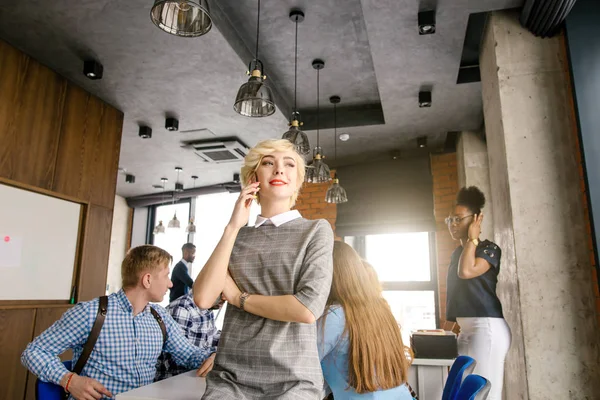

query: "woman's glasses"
xmin=445 ymin=214 xmax=474 ymax=226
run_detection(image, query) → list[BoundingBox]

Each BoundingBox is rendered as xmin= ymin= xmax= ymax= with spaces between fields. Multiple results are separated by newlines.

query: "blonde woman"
xmin=318 ymin=241 xmax=414 ymax=399
xmin=194 ymin=139 xmax=334 ymax=400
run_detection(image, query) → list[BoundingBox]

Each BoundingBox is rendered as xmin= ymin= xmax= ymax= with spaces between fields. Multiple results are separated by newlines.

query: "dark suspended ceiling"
xmin=0 ymin=0 xmax=522 ymax=198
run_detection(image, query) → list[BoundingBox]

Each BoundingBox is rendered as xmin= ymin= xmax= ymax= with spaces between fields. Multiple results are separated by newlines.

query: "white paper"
xmin=0 ymin=235 xmax=23 ymax=268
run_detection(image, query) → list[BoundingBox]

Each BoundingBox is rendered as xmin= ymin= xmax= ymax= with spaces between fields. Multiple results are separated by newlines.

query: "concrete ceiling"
xmin=0 ymin=0 xmax=522 ymax=198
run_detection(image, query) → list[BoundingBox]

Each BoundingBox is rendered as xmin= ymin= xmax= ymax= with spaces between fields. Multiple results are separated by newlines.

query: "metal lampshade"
xmin=282 ymin=10 xmax=310 ymax=153
xmin=234 ymin=67 xmax=276 ymax=117
xmin=186 ymin=218 xmax=196 ymax=233
xmin=282 ymin=114 xmax=310 ymax=155
xmin=153 ymin=220 xmax=166 ymax=234
xmin=324 ymin=96 xmax=348 ymax=203
xmin=326 ymin=178 xmax=348 ymax=204
xmin=150 ymin=0 xmax=212 ymax=37
xmin=168 ymin=213 xmax=181 ymax=229
xmin=306 ymin=153 xmax=331 ymax=183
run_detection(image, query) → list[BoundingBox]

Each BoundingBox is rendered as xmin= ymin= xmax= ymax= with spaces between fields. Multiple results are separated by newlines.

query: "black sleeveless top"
xmin=446 ymin=240 xmax=504 ymax=322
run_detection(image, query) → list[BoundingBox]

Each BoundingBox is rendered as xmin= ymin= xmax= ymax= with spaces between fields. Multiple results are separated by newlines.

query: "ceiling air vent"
xmin=181 ymin=137 xmax=249 ymax=163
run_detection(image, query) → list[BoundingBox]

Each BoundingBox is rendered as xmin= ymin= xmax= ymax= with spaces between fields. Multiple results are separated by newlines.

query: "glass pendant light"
xmin=282 ymin=10 xmax=310 ymax=155
xmin=305 ymin=59 xmax=331 ymax=183
xmin=150 ymin=0 xmax=212 ymax=37
xmin=326 ymin=96 xmax=348 ymax=204
xmin=233 ymin=0 xmax=276 ymax=117
xmin=186 ymin=217 xmax=196 ymax=233
xmin=168 ymin=212 xmax=181 ymax=229
xmin=168 ymin=170 xmax=181 ymax=229
xmin=153 ymin=220 xmax=166 ymax=234
xmin=186 ymin=175 xmax=198 ymax=233
xmin=154 ymin=178 xmax=169 ymax=234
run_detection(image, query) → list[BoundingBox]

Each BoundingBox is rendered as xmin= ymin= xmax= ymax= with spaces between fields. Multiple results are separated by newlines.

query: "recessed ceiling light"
xmin=417 ymin=136 xmax=428 ymax=148
xmin=125 ymin=174 xmax=136 ymax=183
xmin=139 ymin=126 xmax=152 ymax=139
xmin=166 ymin=117 xmax=179 ymax=132
xmin=418 ymin=10 xmax=436 ymax=35
xmin=83 ymin=60 xmax=103 ymax=80
xmin=339 ymin=133 xmax=350 ymax=141
xmin=419 ymin=91 xmax=432 ymax=108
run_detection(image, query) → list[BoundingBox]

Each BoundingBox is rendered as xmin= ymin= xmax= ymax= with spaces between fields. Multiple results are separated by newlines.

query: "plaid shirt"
xmin=21 ymin=290 xmax=216 ymax=399
xmin=155 ymin=293 xmax=221 ymax=381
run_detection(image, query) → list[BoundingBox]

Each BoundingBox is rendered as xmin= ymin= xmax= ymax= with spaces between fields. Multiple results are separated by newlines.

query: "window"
xmin=191 ymin=192 xmax=260 ymax=330
xmin=148 ymin=192 xmax=260 ymax=319
xmin=151 ymin=201 xmax=191 ymax=307
xmin=191 ymin=192 xmax=260 ymax=280
xmin=347 ymin=232 xmax=438 ymax=343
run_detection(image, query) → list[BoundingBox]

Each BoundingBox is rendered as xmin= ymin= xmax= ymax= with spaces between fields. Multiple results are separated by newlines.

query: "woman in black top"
xmin=445 ymin=186 xmax=511 ymax=400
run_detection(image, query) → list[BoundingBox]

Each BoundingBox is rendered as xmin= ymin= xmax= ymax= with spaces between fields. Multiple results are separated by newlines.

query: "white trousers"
xmin=456 ymin=317 xmax=511 ymax=400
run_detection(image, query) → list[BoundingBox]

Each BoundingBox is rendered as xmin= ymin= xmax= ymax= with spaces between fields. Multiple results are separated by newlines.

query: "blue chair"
xmin=442 ymin=355 xmax=477 ymax=400
xmin=456 ymin=374 xmax=491 ymax=400
xmin=36 ymin=360 xmax=72 ymax=400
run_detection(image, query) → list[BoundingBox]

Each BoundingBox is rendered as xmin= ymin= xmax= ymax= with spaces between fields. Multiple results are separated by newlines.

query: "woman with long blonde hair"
xmin=194 ymin=139 xmax=334 ymax=399
xmin=318 ymin=241 xmax=414 ymax=399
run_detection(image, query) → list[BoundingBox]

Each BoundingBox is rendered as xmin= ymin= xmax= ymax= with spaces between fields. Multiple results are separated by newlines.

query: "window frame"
xmin=146 ymin=198 xmax=193 ymax=245
xmin=346 ymin=231 xmax=440 ymax=329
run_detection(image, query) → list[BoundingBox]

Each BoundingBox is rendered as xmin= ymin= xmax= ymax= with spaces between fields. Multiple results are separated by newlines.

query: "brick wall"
xmin=294 ymin=179 xmax=337 ymax=236
xmin=430 ymin=153 xmax=460 ymax=327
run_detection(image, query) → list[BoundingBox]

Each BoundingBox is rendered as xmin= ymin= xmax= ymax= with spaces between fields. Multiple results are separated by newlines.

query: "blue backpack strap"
xmin=150 ymin=306 xmax=168 ymax=345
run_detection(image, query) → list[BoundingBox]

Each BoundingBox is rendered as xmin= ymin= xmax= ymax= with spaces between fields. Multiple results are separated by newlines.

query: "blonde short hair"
xmin=240 ymin=139 xmax=305 ymax=207
xmin=121 ymin=245 xmax=172 ymax=289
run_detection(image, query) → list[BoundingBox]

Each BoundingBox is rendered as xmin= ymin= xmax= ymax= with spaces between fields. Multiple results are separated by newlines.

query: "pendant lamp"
xmin=233 ymin=0 xmax=275 ymax=117
xmin=153 ymin=220 xmax=166 ymax=234
xmin=150 ymin=0 xmax=212 ymax=37
xmin=325 ymin=96 xmax=348 ymax=203
xmin=282 ymin=10 xmax=310 ymax=155
xmin=186 ymin=175 xmax=198 ymax=233
xmin=153 ymin=178 xmax=169 ymax=234
xmin=305 ymin=59 xmax=331 ymax=183
xmin=168 ymin=170 xmax=181 ymax=229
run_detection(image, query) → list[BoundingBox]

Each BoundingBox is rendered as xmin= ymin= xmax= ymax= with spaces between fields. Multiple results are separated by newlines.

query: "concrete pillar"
xmin=456 ymin=131 xmax=494 ymax=241
xmin=480 ymin=10 xmax=600 ymax=399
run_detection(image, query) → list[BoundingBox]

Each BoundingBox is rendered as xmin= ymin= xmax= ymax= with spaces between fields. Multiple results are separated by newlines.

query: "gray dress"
xmin=202 ymin=217 xmax=334 ymax=400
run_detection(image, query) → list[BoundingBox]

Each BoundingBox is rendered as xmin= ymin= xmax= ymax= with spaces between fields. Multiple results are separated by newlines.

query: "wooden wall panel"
xmin=52 ymin=85 xmax=103 ymax=202
xmin=0 ymin=37 xmax=124 ymax=399
xmin=24 ymin=307 xmax=72 ymax=400
xmin=79 ymin=205 xmax=114 ymax=301
xmin=0 ymin=40 xmax=66 ymax=190
xmin=88 ymin=105 xmax=123 ymax=208
xmin=0 ymin=309 xmax=35 ymax=400
xmin=0 ymin=41 xmax=27 ymax=183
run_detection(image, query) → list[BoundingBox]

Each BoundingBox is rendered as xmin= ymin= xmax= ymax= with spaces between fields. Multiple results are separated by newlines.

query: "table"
xmin=116 ymin=371 xmax=205 ymax=400
xmin=117 ymin=358 xmax=454 ymax=400
xmin=407 ymin=358 xmax=454 ymax=400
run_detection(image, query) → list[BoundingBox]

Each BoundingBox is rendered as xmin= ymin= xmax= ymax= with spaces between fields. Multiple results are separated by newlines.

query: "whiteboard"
xmin=0 ymin=183 xmax=81 ymax=300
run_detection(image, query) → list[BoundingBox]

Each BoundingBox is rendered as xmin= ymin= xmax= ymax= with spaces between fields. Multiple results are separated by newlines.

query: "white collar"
xmin=254 ymin=210 xmax=302 ymax=228
xmin=181 ymin=259 xmax=191 ymax=268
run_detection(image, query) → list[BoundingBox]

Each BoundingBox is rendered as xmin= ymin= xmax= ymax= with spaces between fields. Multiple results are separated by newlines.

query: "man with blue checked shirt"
xmin=21 ymin=245 xmax=216 ymax=400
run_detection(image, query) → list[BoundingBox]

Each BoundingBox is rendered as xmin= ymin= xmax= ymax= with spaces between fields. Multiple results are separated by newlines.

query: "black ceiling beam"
xmin=456 ymin=12 xmax=488 ymax=84
xmin=299 ymin=103 xmax=385 ymax=131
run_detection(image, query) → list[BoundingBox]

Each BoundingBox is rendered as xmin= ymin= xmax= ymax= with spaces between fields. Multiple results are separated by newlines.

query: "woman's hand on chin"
xmin=227 ymin=182 xmax=260 ymax=230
